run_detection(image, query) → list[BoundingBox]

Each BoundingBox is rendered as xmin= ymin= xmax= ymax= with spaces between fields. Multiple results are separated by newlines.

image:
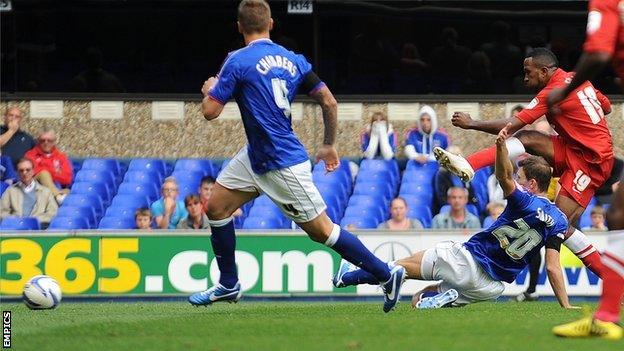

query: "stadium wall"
xmin=0 ymin=230 xmax=607 ymax=298
xmin=1 ymin=97 xmax=623 ymax=159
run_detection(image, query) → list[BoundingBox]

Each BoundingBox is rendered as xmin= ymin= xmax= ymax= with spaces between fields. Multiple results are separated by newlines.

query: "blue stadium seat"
xmin=357 ymin=170 xmax=397 ymax=187
xmin=243 ymin=216 xmax=284 ymax=229
xmin=254 ymin=195 xmax=274 ymax=207
xmin=48 ymin=216 xmax=89 ymax=230
xmin=174 ymin=159 xmax=216 ymax=178
xmin=56 ymin=206 xmax=98 ymax=229
xmin=177 ymin=181 xmax=199 ymax=200
xmin=348 ymin=194 xmax=382 ymax=208
xmin=313 ymin=171 xmax=351 ymax=191
xmin=105 ymin=206 xmax=138 ymax=219
xmin=344 ymin=205 xmax=385 ymax=223
xmin=439 ymin=204 xmax=479 ymax=217
xmin=62 ymin=194 xmax=105 ymax=217
xmin=124 ymin=170 xmax=162 ymax=186
xmin=353 ymin=181 xmax=394 ymax=201
xmin=170 ymin=170 xmax=204 ymax=186
xmin=128 ymin=158 xmax=168 ymax=177
xmin=340 ymin=216 xmax=378 ymax=229
xmin=399 ymin=182 xmax=434 ymax=197
xmin=401 ymin=170 xmax=435 ymax=185
xmin=74 ymin=169 xmax=117 ymax=190
xmin=71 ymin=182 xmax=112 ymax=206
xmin=315 ymin=182 xmax=348 ymax=204
xmin=400 ymin=194 xmax=432 ymax=208
xmin=406 ymin=160 xmax=439 ymax=174
xmin=0 ymin=217 xmax=40 ymax=230
xmin=98 ymin=217 xmax=136 ymax=229
xmin=118 ymin=182 xmax=160 ymax=202
xmin=359 ymin=159 xmax=399 ymax=178
xmin=314 ymin=159 xmax=352 ymax=179
xmin=0 ymin=182 xmax=8 ymax=197
xmin=248 ymin=205 xmax=283 ymax=218
xmin=220 ymin=159 xmax=231 ymax=173
xmin=407 ymin=205 xmax=433 ymax=228
xmin=110 ymin=194 xmax=150 ymax=209
xmin=81 ymin=158 xmax=122 ymax=177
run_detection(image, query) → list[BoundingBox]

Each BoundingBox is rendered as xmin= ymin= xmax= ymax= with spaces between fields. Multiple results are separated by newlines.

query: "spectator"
xmin=0 ymin=157 xmax=58 ymax=228
xmin=199 ymin=176 xmax=242 ymax=217
xmin=135 ymin=207 xmax=152 ymax=230
xmin=583 ymin=205 xmax=608 ymax=231
xmin=151 ymin=176 xmax=188 ymax=229
xmin=404 ymin=105 xmax=449 ymax=163
xmin=0 ymin=107 xmax=36 ymax=167
xmin=361 ymin=111 xmax=396 ymax=160
xmin=177 ymin=194 xmax=210 ymax=230
xmin=483 ymin=201 xmax=505 ymax=227
xmin=25 ymin=128 xmax=73 ymax=204
xmin=432 ymin=187 xmax=481 ymax=229
xmin=377 ymin=197 xmax=424 ymax=230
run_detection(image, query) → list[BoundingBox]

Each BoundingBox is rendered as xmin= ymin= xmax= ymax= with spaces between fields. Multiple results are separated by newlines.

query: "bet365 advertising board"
xmin=0 ymin=231 xmax=607 ymax=298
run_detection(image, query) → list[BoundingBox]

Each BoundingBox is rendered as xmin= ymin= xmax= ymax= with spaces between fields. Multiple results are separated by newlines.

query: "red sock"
xmin=594 ymin=252 xmax=624 ymax=323
xmin=581 ymin=250 xmax=605 ymax=278
xmin=466 ymin=145 xmax=496 ymax=171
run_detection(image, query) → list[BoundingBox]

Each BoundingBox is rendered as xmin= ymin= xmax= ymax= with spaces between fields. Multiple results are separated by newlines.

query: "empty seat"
xmin=62 ymin=194 xmax=105 ymax=217
xmin=99 ymin=217 xmax=136 ymax=229
xmin=170 ymin=171 xmax=203 ymax=187
xmin=399 ymin=182 xmax=434 ymax=197
xmin=242 ymin=216 xmax=284 ymax=229
xmin=339 ymin=216 xmax=378 ymax=229
xmin=105 ymin=206 xmax=138 ymax=219
xmin=74 ymin=169 xmax=116 ymax=190
xmin=406 ymin=160 xmax=439 ymax=173
xmin=128 ymin=159 xmax=168 ymax=177
xmin=401 ymin=170 xmax=435 ymax=184
xmin=348 ymin=194 xmax=381 ymax=208
xmin=353 ymin=181 xmax=394 ymax=201
xmin=82 ymin=158 xmax=122 ymax=177
xmin=357 ymin=170 xmax=397 ymax=186
xmin=48 ymin=216 xmax=89 ymax=230
xmin=56 ymin=206 xmax=98 ymax=229
xmin=110 ymin=194 xmax=150 ymax=209
xmin=174 ymin=159 xmax=216 ymax=178
xmin=248 ymin=204 xmax=283 ymax=218
xmin=177 ymin=181 xmax=199 ymax=200
xmin=0 ymin=182 xmax=8 ymax=196
xmin=407 ymin=205 xmax=433 ymax=228
xmin=0 ymin=217 xmax=40 ymax=230
xmin=124 ymin=170 xmax=162 ymax=186
xmin=315 ymin=182 xmax=348 ymax=204
xmin=344 ymin=205 xmax=385 ymax=223
xmin=118 ymin=182 xmax=160 ymax=201
xmin=359 ymin=159 xmax=399 ymax=178
xmin=313 ymin=170 xmax=352 ymax=191
xmin=400 ymin=194 xmax=432 ymax=208
xmin=71 ymin=182 xmax=112 ymax=205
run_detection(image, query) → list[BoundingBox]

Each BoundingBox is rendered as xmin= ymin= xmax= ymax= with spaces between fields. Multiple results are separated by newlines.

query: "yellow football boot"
xmin=553 ymin=316 xmax=623 ymax=340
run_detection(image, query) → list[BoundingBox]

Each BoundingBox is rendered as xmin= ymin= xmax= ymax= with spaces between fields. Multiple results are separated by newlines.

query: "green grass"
xmin=0 ymin=301 xmax=619 ymax=351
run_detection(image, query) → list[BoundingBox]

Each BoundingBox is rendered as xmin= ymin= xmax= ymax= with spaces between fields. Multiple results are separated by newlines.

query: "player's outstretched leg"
xmin=433 ymin=147 xmax=475 ymax=182
xmin=189 ymin=217 xmax=242 ymax=306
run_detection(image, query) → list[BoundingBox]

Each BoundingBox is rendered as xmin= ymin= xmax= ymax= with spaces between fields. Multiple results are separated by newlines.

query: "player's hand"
xmin=546 ymin=87 xmax=565 ymax=115
xmin=315 ymin=144 xmax=340 ymax=173
xmin=496 ymin=122 xmax=512 ymax=146
xmin=451 ymin=112 xmax=473 ymax=129
xmin=201 ymin=77 xmax=219 ymax=97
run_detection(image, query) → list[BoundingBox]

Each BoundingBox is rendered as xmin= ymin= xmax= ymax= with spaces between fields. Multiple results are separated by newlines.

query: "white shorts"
xmin=564 ymin=229 xmax=596 ymax=258
xmin=420 ymin=241 xmax=505 ymax=306
xmin=602 ymin=231 xmax=624 ymax=277
xmin=217 ymin=147 xmax=327 ymax=223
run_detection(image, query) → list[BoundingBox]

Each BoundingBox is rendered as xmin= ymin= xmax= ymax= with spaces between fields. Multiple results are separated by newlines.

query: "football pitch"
xmin=0 ymin=300 xmax=619 ymax=351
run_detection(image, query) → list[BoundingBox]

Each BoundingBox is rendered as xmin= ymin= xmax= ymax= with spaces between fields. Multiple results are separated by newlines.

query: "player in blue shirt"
xmin=334 ymin=123 xmax=574 ymax=309
xmin=188 ymin=0 xmax=403 ymax=312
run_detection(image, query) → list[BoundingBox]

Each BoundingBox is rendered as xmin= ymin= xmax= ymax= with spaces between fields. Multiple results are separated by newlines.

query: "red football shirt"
xmin=584 ymin=0 xmax=624 ymax=81
xmin=517 ymin=69 xmax=613 ymax=163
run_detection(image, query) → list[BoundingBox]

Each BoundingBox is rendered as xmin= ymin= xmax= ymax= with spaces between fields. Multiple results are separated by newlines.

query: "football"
xmin=22 ymin=275 xmax=62 ymax=310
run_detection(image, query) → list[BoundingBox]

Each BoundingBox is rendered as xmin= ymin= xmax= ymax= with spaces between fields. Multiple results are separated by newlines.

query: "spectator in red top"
xmin=25 ymin=128 xmax=72 ymax=204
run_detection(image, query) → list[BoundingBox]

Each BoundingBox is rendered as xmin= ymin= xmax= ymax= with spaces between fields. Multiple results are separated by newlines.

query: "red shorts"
xmin=551 ymin=136 xmax=614 ymax=208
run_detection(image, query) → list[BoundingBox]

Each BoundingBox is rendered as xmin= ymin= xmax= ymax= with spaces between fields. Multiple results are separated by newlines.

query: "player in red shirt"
xmin=434 ymin=48 xmax=611 ymax=282
xmin=547 ymin=0 xmax=624 ymax=340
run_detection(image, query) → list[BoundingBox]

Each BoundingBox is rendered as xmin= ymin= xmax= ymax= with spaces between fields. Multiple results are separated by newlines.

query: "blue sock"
xmin=331 ymin=229 xmax=390 ymax=282
xmin=342 ymin=268 xmax=378 ymax=286
xmin=209 ymin=218 xmax=238 ymax=289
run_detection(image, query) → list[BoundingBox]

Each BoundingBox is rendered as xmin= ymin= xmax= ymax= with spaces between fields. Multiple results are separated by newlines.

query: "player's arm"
xmin=452 ymin=112 xmax=525 ymax=135
xmin=495 ymin=123 xmax=516 ymax=197
xmin=544 ymin=244 xmax=576 ymax=309
xmin=201 ymin=77 xmax=225 ymax=120
xmin=307 ymin=72 xmax=340 ymax=172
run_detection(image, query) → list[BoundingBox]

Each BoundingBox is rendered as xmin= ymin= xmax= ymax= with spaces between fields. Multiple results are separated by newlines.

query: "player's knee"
xmin=206 ymin=202 xmax=231 ymax=220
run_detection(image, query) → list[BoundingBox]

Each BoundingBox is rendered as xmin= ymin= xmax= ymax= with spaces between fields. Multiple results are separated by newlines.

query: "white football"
xmin=22 ymin=275 xmax=62 ymax=310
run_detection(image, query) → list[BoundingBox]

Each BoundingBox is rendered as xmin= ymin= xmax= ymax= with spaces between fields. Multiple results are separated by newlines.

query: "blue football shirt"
xmin=464 ymin=185 xmax=569 ymax=283
xmin=209 ymin=38 xmax=324 ymax=174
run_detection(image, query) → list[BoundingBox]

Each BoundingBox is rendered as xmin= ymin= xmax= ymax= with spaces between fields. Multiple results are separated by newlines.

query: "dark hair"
xmin=200 ymin=176 xmax=216 ymax=186
xmin=526 ymin=47 xmax=559 ymax=69
xmin=135 ymin=207 xmax=151 ymax=218
xmin=238 ymin=0 xmax=271 ymax=34
xmin=518 ymin=156 xmax=552 ymax=192
xmin=392 ymin=197 xmax=408 ymax=208
xmin=184 ymin=194 xmax=201 ymax=207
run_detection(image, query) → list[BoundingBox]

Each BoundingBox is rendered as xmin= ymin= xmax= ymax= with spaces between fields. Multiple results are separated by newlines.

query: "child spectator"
xmin=583 ymin=205 xmax=608 ymax=231
xmin=177 ymin=194 xmax=210 ymax=230
xmin=135 ymin=208 xmax=152 ymax=230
